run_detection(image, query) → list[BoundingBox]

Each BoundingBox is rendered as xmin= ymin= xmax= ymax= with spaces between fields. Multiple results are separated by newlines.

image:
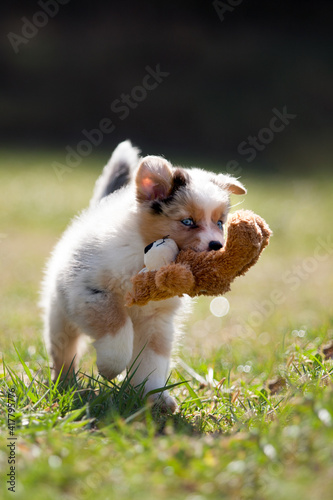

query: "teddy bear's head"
xmin=142 ymin=236 xmax=179 ymax=272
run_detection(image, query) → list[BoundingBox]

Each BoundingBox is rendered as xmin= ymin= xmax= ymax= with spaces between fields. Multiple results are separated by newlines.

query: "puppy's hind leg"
xmin=44 ymin=301 xmax=84 ymax=381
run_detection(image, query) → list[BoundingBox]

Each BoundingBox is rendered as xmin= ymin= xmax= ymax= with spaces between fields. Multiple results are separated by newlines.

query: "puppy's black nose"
xmin=209 ymin=241 xmax=223 ymax=251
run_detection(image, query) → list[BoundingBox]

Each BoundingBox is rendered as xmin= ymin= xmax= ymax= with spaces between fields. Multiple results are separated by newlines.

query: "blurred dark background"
xmin=1 ymin=0 xmax=333 ymax=174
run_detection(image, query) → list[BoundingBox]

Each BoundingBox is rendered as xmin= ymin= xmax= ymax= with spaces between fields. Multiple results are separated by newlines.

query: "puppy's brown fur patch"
xmin=79 ymin=291 xmax=128 ymax=340
xmin=149 ymin=332 xmax=172 ymax=357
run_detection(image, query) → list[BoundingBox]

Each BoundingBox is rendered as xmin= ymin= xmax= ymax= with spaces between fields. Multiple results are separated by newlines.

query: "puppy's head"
xmin=135 ymin=156 xmax=246 ymax=252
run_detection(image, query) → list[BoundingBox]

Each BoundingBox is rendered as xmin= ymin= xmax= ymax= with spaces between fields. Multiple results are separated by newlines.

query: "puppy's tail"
xmin=90 ymin=140 xmax=140 ymax=207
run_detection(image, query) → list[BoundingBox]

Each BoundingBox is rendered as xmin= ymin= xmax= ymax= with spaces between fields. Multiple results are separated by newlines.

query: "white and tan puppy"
xmin=41 ymin=140 xmax=246 ymax=411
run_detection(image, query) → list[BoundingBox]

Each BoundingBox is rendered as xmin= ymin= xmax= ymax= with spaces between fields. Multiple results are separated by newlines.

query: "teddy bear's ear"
xmin=213 ymin=174 xmax=247 ymax=195
xmin=136 ymin=156 xmax=173 ymax=202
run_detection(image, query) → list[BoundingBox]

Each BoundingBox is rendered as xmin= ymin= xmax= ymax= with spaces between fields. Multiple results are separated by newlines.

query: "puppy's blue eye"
xmin=181 ymin=218 xmax=195 ymax=227
xmin=217 ymin=220 xmax=223 ymax=230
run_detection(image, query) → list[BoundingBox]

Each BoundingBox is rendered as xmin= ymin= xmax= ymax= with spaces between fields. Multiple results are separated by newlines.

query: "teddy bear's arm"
xmin=125 ymin=263 xmax=195 ymax=306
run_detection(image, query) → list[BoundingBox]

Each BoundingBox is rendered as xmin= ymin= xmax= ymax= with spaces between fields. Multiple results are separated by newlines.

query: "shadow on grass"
xmin=60 ymin=369 xmax=197 ymax=436
xmin=1 ymin=348 xmax=196 ymax=436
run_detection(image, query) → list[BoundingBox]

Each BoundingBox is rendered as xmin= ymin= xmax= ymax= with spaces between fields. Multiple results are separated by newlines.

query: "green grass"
xmin=1 ymin=151 xmax=333 ymax=499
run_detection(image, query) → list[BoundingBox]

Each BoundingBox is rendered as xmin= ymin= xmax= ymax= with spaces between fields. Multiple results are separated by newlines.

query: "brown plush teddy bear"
xmin=125 ymin=209 xmax=272 ymax=307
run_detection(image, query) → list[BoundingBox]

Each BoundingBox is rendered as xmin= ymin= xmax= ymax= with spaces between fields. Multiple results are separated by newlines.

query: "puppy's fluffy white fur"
xmin=41 ymin=141 xmax=246 ymax=411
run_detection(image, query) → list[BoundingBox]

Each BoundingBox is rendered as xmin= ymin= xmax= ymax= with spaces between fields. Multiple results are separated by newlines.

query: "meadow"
xmin=0 ymin=151 xmax=332 ymax=500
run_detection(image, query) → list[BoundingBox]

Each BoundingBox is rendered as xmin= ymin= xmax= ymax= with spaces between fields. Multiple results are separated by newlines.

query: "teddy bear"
xmin=125 ymin=210 xmax=272 ymax=307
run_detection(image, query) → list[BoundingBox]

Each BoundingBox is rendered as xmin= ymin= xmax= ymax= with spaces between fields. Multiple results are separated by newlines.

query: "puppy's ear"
xmin=213 ymin=174 xmax=247 ymax=195
xmin=136 ymin=156 xmax=173 ymax=202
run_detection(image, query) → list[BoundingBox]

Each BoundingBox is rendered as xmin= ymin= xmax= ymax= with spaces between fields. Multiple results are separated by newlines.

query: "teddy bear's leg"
xmin=128 ymin=303 xmax=179 ymax=412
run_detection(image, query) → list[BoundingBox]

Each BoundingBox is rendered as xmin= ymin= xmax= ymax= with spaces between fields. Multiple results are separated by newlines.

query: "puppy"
xmin=41 ymin=141 xmax=246 ymax=411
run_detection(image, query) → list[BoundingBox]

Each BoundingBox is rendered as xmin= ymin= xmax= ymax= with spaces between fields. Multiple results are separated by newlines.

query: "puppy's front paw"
xmin=147 ymin=392 xmax=178 ymax=413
